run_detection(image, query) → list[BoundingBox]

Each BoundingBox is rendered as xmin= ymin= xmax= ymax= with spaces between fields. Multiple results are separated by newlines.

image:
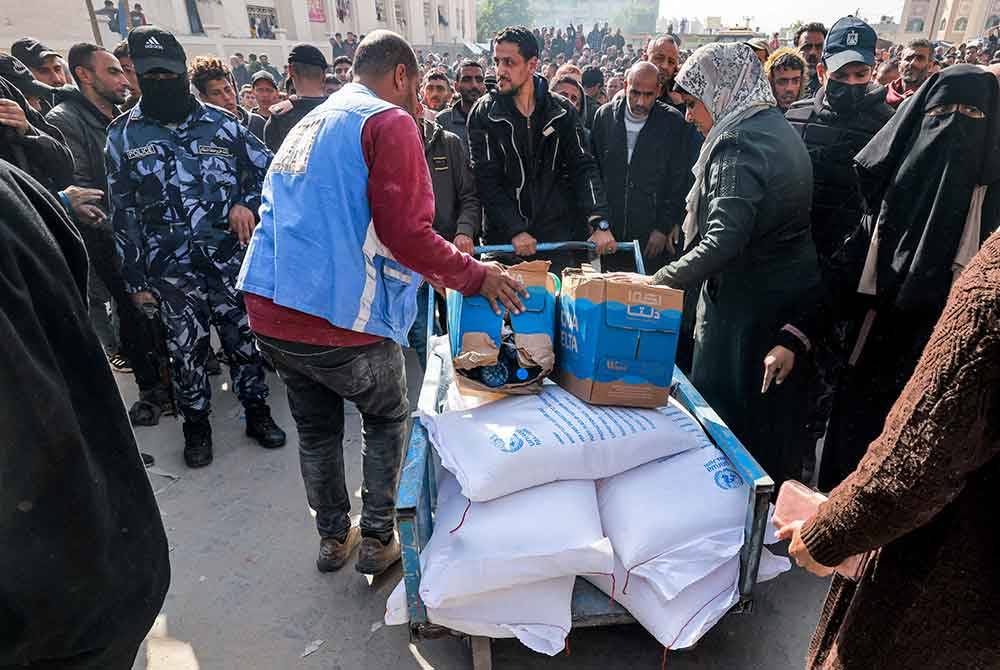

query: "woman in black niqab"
xmin=769 ymin=64 xmax=1000 ymax=491
xmin=855 ymin=63 xmax=1000 ymax=313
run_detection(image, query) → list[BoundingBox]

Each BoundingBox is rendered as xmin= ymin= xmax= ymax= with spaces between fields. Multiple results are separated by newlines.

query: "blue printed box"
xmin=556 ymin=269 xmax=684 ymax=408
xmin=447 ymin=260 xmax=558 ymax=393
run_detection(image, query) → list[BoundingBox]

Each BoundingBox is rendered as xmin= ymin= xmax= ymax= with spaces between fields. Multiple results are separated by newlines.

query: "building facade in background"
xmin=0 ymin=0 xmax=476 ymax=63
xmin=899 ymin=0 xmax=1000 ymax=43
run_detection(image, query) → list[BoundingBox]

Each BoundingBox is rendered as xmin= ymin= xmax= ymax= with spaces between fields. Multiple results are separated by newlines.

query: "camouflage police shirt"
xmin=105 ymin=100 xmax=273 ymax=293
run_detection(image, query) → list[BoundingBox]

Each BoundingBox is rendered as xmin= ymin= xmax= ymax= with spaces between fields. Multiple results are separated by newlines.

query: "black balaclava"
xmin=139 ymin=72 xmax=194 ymax=124
xmin=824 ymin=79 xmax=868 ymax=115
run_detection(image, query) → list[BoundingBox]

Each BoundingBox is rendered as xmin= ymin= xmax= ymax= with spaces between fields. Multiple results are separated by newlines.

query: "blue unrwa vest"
xmin=237 ymin=83 xmax=422 ymax=345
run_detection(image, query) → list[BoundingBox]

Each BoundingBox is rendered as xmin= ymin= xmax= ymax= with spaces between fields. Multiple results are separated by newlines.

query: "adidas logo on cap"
xmin=145 ymin=36 xmax=164 ymax=50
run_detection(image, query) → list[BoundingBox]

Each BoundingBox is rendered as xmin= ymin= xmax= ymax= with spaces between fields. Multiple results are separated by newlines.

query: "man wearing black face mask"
xmin=785 ymin=15 xmax=894 ymax=483
xmin=106 ymin=26 xmax=286 ymax=469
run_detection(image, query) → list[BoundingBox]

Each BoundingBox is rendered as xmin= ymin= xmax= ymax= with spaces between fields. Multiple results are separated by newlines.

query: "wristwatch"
xmin=596 ymin=220 xmax=611 ymax=232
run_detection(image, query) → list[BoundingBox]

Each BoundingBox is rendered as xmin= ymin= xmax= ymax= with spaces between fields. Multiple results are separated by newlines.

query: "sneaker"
xmin=108 ymin=351 xmax=133 ymax=373
xmin=355 ymin=533 xmax=401 ymax=575
xmin=182 ymin=415 xmax=213 ymax=468
xmin=245 ymin=403 xmax=286 ymax=449
xmin=317 ymin=526 xmax=361 ymax=573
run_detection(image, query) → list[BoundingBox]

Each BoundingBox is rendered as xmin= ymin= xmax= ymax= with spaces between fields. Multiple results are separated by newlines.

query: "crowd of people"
xmin=1 ymin=11 xmax=998 ymax=670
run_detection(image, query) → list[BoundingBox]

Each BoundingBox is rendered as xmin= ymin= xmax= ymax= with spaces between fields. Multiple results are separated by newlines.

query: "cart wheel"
xmin=470 ymin=636 xmax=492 ymax=670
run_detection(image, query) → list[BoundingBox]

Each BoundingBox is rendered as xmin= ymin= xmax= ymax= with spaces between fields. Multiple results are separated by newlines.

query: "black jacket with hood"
xmin=422 ymin=118 xmax=481 ymax=242
xmin=0 ymin=77 xmax=72 ymax=193
xmin=468 ymin=74 xmax=608 ymax=246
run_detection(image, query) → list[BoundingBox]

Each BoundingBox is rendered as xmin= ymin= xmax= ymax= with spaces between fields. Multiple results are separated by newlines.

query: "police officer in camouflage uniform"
xmin=106 ymin=26 xmax=286 ymax=468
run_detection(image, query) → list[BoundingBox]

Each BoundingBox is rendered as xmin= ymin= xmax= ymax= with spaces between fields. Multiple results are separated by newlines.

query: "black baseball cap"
xmin=0 ymin=53 xmax=55 ymax=98
xmin=128 ymin=26 xmax=187 ymax=75
xmin=823 ymin=16 xmax=877 ymax=73
xmin=581 ymin=65 xmax=604 ymax=88
xmin=288 ymin=43 xmax=328 ymax=69
xmin=251 ymin=70 xmax=278 ymax=87
xmin=10 ymin=38 xmax=60 ymax=70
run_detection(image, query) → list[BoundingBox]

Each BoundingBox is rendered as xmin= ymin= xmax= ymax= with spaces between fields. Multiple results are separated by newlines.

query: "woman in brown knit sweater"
xmin=779 ymin=230 xmax=1000 ymax=670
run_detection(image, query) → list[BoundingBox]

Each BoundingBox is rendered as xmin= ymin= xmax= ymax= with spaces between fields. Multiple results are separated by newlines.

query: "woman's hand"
xmin=776 ymin=521 xmax=834 ymax=577
xmin=762 ymin=345 xmax=796 ymax=393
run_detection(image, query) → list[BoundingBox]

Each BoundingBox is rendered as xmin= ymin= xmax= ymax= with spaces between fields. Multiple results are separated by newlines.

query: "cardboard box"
xmin=447 ymin=261 xmax=558 ymax=394
xmin=556 ymin=269 xmax=683 ymax=408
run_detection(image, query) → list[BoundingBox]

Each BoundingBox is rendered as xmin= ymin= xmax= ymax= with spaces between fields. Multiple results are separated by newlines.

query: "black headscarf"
xmin=855 ymin=64 xmax=1000 ymax=312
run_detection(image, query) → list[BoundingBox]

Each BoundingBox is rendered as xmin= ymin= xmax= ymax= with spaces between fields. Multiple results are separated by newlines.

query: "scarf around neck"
xmin=675 ymin=42 xmax=776 ymax=241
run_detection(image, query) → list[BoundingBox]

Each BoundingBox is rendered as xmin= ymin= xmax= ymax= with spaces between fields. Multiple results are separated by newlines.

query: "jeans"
xmin=257 ymin=335 xmax=409 ymax=542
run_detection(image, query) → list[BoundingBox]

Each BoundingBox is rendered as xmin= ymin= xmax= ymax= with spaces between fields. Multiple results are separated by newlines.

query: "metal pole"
xmin=84 ymin=0 xmax=103 ymax=46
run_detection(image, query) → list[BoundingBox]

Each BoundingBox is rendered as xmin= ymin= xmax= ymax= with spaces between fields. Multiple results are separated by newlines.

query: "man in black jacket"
xmin=591 ymin=62 xmax=693 ymax=273
xmin=0 ymin=158 xmax=170 ymax=670
xmin=468 ymin=25 xmax=610 ymax=274
xmin=784 ymin=16 xmax=894 ymax=482
xmin=0 ymin=55 xmax=72 ymax=193
xmin=48 ymin=42 xmax=173 ymax=433
xmin=435 ymin=59 xmax=485 ymax=148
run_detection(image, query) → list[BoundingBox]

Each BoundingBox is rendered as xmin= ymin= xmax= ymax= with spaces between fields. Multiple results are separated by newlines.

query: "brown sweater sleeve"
xmin=801 ymin=234 xmax=1000 ymax=568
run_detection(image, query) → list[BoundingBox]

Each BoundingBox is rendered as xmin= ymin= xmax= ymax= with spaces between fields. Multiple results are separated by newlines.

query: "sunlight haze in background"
xmin=657 ymin=1 xmax=907 ymax=33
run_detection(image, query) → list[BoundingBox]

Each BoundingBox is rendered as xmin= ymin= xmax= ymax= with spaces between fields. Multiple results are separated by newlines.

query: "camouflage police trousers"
xmin=149 ymin=237 xmax=268 ymax=418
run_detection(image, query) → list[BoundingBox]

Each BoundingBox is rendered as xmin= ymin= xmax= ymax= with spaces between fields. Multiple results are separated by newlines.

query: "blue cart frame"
xmin=395 ymin=242 xmax=774 ymax=668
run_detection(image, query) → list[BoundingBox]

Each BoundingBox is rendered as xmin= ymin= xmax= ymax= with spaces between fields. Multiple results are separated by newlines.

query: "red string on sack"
xmin=449 ymin=499 xmax=472 ymax=533
xmin=661 ymin=646 xmax=668 ymax=670
xmin=564 ymin=636 xmax=571 ymax=656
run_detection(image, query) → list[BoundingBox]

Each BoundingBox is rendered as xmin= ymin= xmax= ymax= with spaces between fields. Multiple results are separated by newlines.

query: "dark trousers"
xmin=257 ymin=336 xmax=409 ymax=542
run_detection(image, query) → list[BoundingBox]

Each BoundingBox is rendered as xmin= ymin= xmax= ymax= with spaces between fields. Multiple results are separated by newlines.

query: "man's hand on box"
xmin=479 ymin=261 xmax=528 ymax=315
xmin=604 ymin=272 xmax=653 ymax=285
xmin=589 ymin=229 xmax=617 ymax=255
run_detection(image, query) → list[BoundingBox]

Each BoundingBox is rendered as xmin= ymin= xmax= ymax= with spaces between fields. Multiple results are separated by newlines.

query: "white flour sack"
xmin=423 ymin=386 xmax=711 ymax=501
xmin=585 ymin=550 xmax=790 ymax=651
xmin=597 ymin=446 xmax=748 ymax=600
xmin=419 ymin=475 xmax=613 ymax=608
xmin=385 ymin=575 xmax=573 ymax=655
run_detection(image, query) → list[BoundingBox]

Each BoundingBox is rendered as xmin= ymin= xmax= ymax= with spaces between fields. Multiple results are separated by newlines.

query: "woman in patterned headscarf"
xmin=623 ymin=42 xmax=820 ymax=487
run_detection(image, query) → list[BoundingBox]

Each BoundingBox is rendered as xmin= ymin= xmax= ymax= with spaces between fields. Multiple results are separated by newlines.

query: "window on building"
xmin=394 ymin=0 xmax=406 ymax=28
xmin=375 ymin=0 xmax=386 ymax=21
xmin=989 ymin=14 xmax=1000 ymax=29
xmin=423 ymin=0 xmax=432 ymax=28
xmin=955 ymin=17 xmax=969 ymax=31
xmin=248 ymin=5 xmax=278 ymax=38
xmin=940 ymin=17 xmax=947 ymax=30
xmin=906 ymin=18 xmax=925 ymax=32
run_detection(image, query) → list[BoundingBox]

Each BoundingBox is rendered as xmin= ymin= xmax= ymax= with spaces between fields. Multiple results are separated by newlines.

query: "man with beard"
xmin=785 ymin=16 xmax=894 ymax=482
xmin=468 ymin=25 xmax=611 ymax=274
xmin=106 ymin=26 xmax=285 ymax=469
xmin=239 ymin=30 xmax=524 ymax=575
xmin=435 ymin=59 xmax=485 ymax=147
xmin=645 ymin=34 xmax=681 ymax=110
xmin=591 ymin=62 xmax=693 ymax=273
xmin=766 ymin=48 xmax=807 ymax=111
xmin=795 ymin=22 xmax=827 ymax=98
xmin=420 ymin=68 xmax=451 ymax=120
xmin=11 ymin=38 xmax=67 ymax=112
xmin=230 ymin=52 xmax=251 ymax=88
xmin=887 ymin=39 xmax=933 ymax=109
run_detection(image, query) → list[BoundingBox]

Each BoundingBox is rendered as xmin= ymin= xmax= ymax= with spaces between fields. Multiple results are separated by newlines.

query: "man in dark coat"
xmin=591 ymin=62 xmax=693 ymax=273
xmin=263 ymin=44 xmax=329 ymax=152
xmin=0 ymin=158 xmax=170 ymax=669
xmin=468 ymin=26 xmax=610 ymax=274
xmin=0 ymin=55 xmax=72 ymax=192
xmin=785 ymin=18 xmax=894 ymax=480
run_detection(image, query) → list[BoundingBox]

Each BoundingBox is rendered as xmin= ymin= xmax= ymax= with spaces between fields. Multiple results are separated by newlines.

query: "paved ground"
xmin=126 ymin=349 xmax=829 ymax=670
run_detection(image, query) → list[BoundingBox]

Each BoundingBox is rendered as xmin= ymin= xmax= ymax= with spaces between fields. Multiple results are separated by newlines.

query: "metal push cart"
xmin=395 ymin=242 xmax=774 ymax=669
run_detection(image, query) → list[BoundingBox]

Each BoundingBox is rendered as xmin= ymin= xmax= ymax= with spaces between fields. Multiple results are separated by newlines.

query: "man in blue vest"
xmin=238 ymin=30 xmax=525 ymax=576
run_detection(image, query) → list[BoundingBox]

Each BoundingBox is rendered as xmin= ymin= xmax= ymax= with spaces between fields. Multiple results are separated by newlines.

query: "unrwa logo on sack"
xmin=714 ymin=468 xmax=743 ymax=490
xmin=490 ymin=428 xmax=541 ymax=453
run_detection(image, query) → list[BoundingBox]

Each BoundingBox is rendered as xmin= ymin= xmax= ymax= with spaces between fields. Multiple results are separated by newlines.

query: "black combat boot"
xmin=182 ymin=413 xmax=213 ymax=468
xmin=245 ymin=403 xmax=286 ymax=449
